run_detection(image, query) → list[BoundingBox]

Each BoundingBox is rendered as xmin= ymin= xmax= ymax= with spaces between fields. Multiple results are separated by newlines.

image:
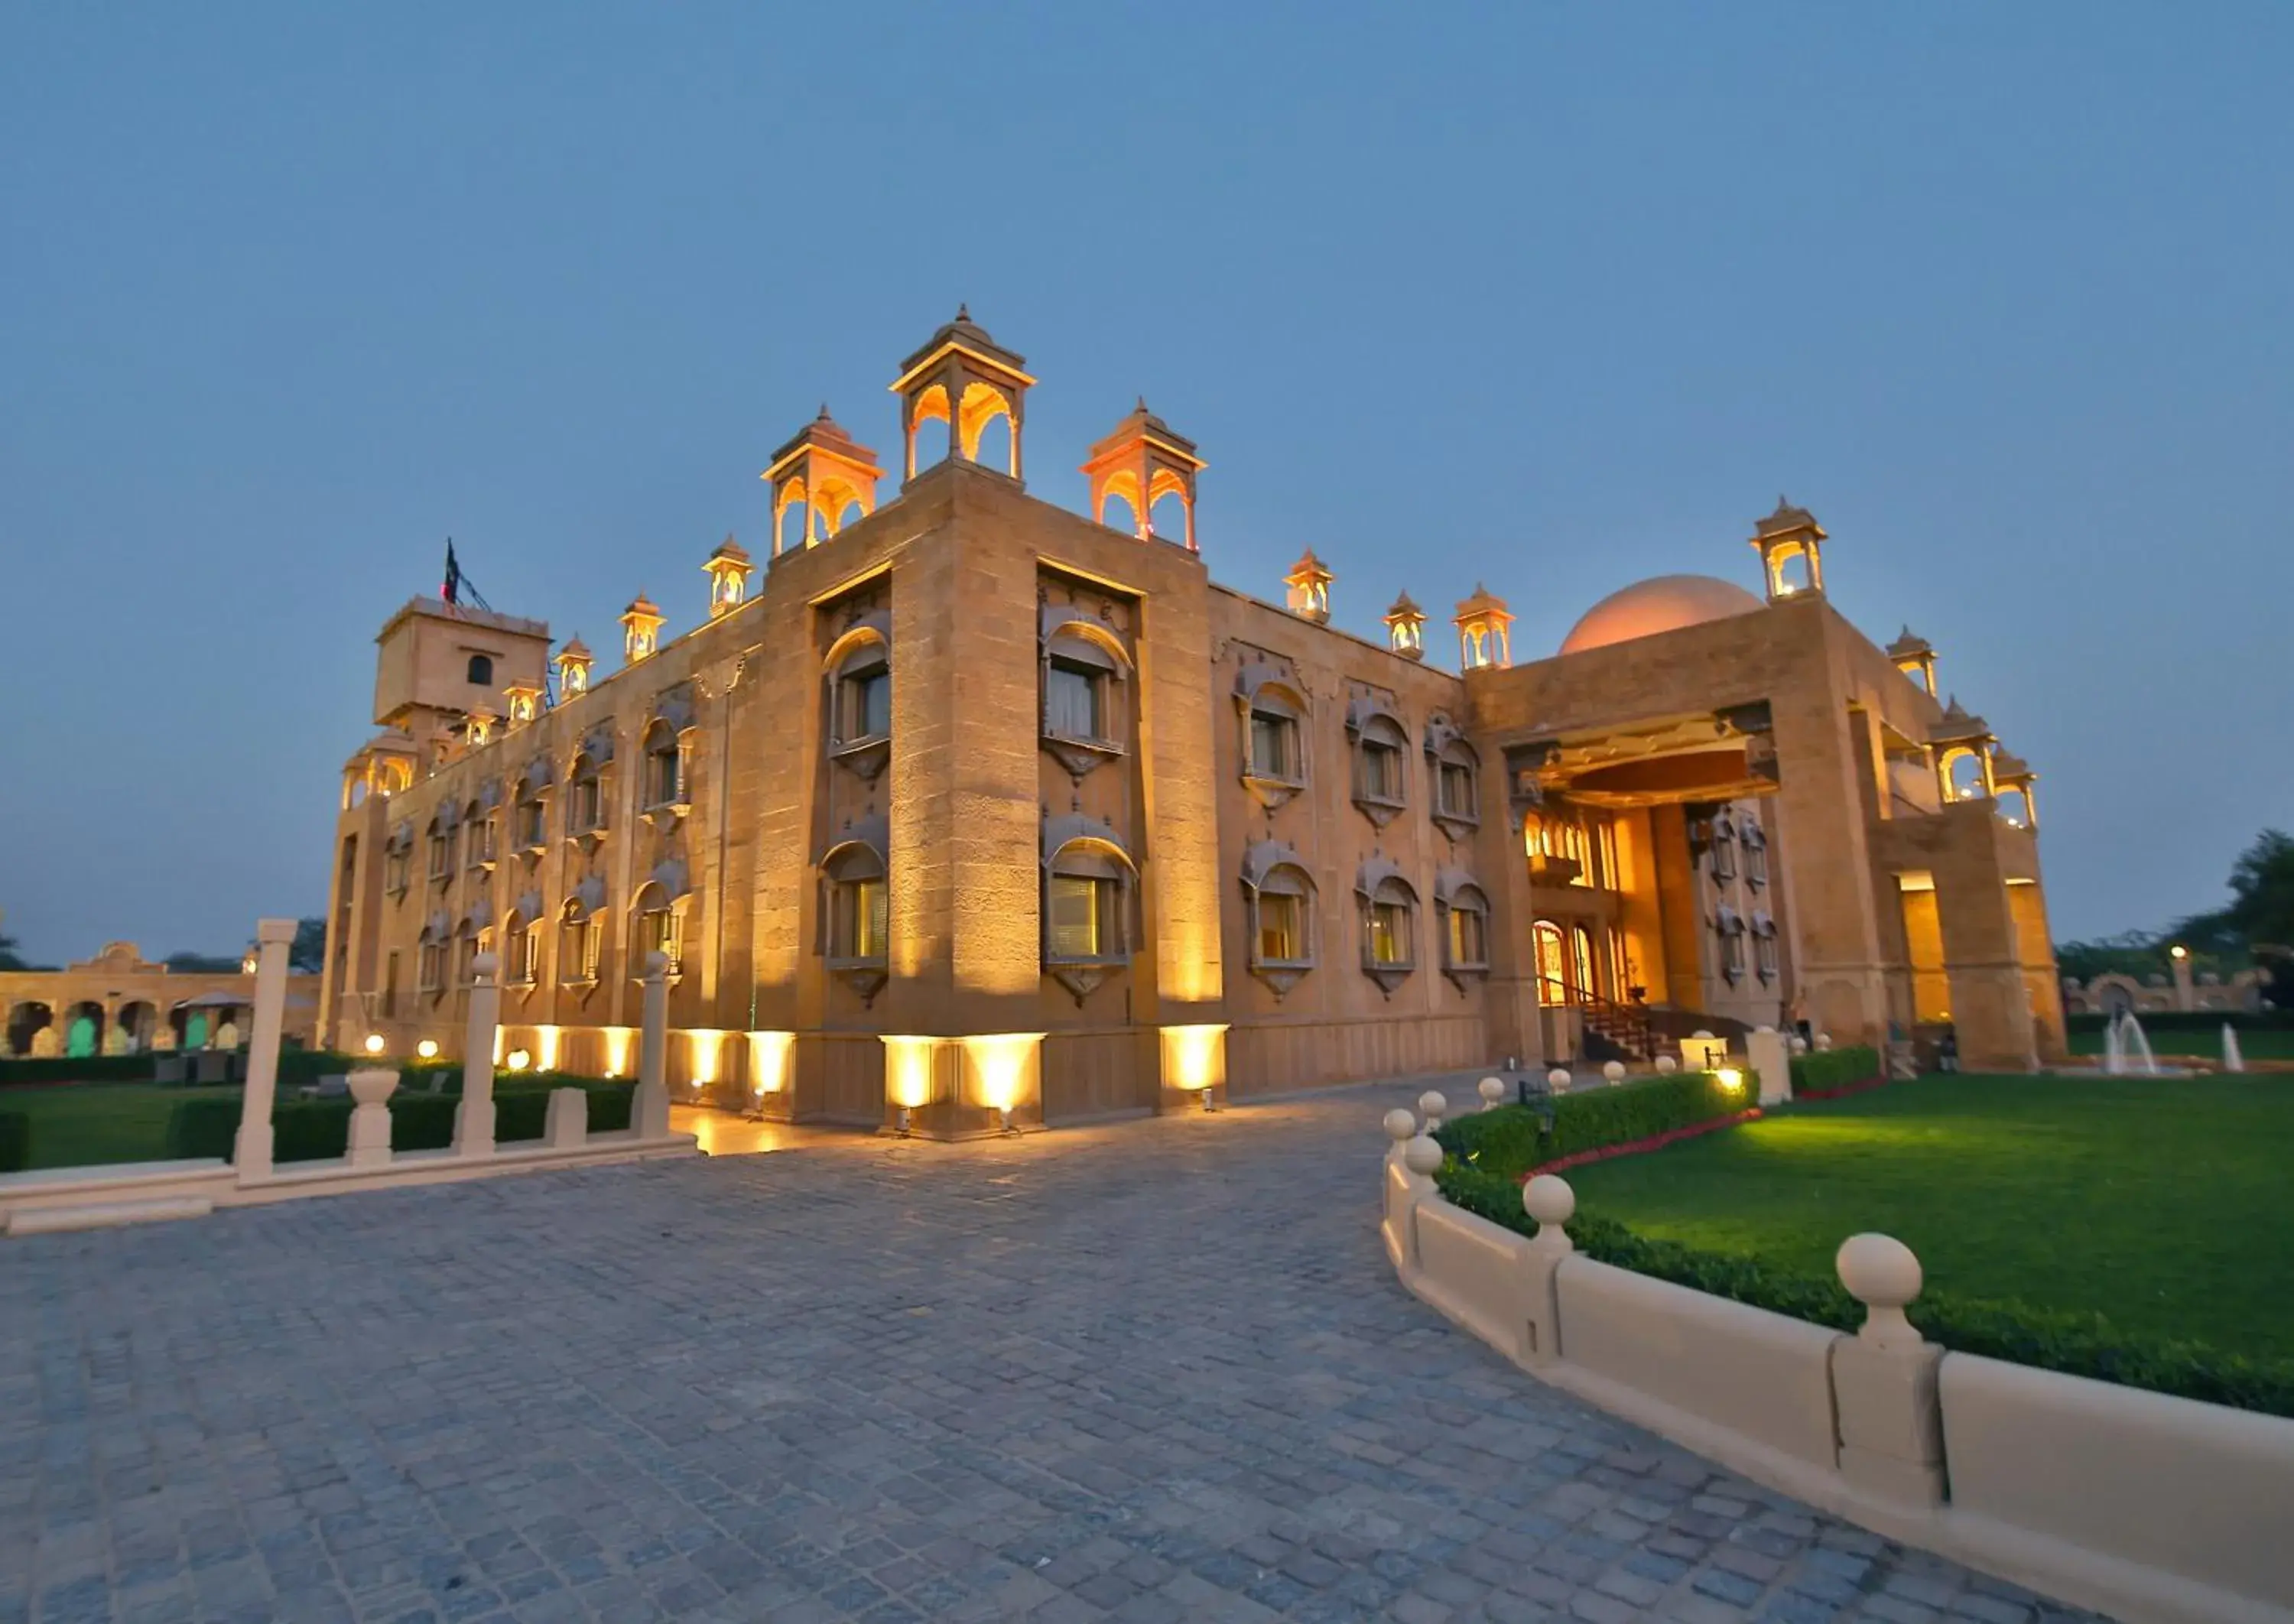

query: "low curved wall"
xmin=1381 ymin=1146 xmax=2294 ymax=1624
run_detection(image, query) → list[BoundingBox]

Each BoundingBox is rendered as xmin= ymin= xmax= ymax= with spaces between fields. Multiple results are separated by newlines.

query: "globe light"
xmin=362 ymin=1034 xmax=386 ymax=1055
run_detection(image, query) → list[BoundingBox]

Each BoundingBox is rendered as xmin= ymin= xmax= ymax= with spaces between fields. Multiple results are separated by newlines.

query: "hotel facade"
xmin=319 ymin=312 xmax=2062 ymax=1135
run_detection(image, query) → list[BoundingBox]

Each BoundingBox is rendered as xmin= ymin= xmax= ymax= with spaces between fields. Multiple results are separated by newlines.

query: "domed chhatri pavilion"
xmin=320 ymin=317 xmax=2060 ymax=1135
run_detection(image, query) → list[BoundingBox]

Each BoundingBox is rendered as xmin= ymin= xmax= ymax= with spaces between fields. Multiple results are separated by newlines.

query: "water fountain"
xmin=2223 ymin=1022 xmax=2245 ymax=1073
xmin=2103 ymin=1009 xmax=2159 ymax=1076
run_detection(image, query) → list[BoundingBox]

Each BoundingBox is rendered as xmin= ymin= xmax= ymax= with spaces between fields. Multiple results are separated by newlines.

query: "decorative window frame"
xmin=1425 ymin=717 xmax=1482 ymax=843
xmin=825 ymin=616 xmax=892 ymax=784
xmin=1041 ymin=814 xmax=1137 ymax=1005
xmin=385 ymin=823 xmax=414 ymax=898
xmin=564 ymin=752 xmax=609 ymax=849
xmin=639 ymin=718 xmax=693 ymax=822
xmin=1240 ymin=839 xmax=1317 ymax=1000
xmin=819 ymin=816 xmax=891 ymax=1004
xmin=1234 ymin=662 xmax=1308 ymax=810
xmin=425 ymin=812 xmax=455 ymax=885
xmin=416 ymin=911 xmax=450 ymax=999
xmin=505 ymin=890 xmax=543 ymax=990
xmin=512 ymin=758 xmax=553 ymax=855
xmin=1710 ymin=811 xmax=1738 ymax=882
xmin=1355 ymin=856 xmax=1419 ymax=998
xmin=1040 ymin=607 xmax=1133 ymax=781
xmin=1434 ymin=868 xmax=1491 ymax=994
xmin=1743 ymin=818 xmax=1769 ymax=889
xmin=558 ymin=879 xmax=606 ymax=992
xmin=1717 ymin=904 xmax=1747 ymax=984
xmin=1345 ymin=697 xmax=1409 ymax=830
xmin=1751 ymin=909 xmax=1779 ymax=984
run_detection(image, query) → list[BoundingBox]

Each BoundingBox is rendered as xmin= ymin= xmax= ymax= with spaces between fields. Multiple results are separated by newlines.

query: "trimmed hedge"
xmin=1436 ymin=1070 xmax=1751 ymax=1182
xmin=163 ymin=1077 xmax=639 ymax=1163
xmin=1789 ymin=1044 xmax=1882 ymax=1095
xmin=0 ymin=1054 xmax=161 ymax=1086
xmin=2066 ymin=1009 xmax=2294 ymax=1034
xmin=0 ymin=1110 xmax=28 ymax=1173
xmin=1435 ymin=1158 xmax=2294 ymax=1418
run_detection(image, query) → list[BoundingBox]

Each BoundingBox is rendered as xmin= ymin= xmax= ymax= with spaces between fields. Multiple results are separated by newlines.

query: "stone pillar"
xmin=346 ymin=1066 xmax=398 ymax=1169
xmin=1519 ymin=1174 xmax=1576 ymax=1366
xmin=456 ymin=952 xmax=501 ymax=1158
xmin=634 ymin=951 xmax=670 ymax=1139
xmin=1746 ymin=1026 xmax=1792 ymax=1105
xmin=233 ymin=918 xmax=297 ymax=1178
xmin=544 ymin=1086 xmax=587 ymax=1149
xmin=1832 ymin=1234 xmax=1945 ymax=1510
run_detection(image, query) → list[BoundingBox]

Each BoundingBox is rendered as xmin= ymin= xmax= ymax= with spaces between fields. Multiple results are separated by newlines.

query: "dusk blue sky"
xmin=4 ymin=3 xmax=2289 ymax=960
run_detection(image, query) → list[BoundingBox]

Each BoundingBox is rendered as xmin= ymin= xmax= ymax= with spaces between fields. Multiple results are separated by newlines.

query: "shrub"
xmin=0 ymin=1110 xmax=29 ymax=1173
xmin=1789 ymin=1044 xmax=1881 ymax=1095
xmin=164 ymin=1097 xmax=241 ymax=1161
xmin=0 ymin=1055 xmax=159 ymax=1086
xmin=1431 ymin=1159 xmax=2294 ymax=1418
xmin=2066 ymin=1009 xmax=2294 ymax=1034
xmin=164 ymin=1077 xmax=638 ymax=1164
xmin=1437 ymin=1070 xmax=1750 ymax=1182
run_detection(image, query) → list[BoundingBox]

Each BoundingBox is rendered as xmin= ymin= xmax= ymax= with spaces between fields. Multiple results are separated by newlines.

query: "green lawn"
xmin=1561 ymin=1073 xmax=2294 ymax=1360
xmin=2 ymin=1083 xmax=242 ymax=1171
xmin=2064 ymin=1025 xmax=2294 ymax=1060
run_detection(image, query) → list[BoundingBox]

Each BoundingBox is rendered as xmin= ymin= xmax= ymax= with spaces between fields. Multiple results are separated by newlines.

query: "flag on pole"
xmin=443 ymin=539 xmax=462 ymax=605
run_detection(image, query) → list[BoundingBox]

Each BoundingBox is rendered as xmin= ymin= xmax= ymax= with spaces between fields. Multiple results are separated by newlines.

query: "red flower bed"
xmin=1522 ymin=1106 xmax=1764 ymax=1180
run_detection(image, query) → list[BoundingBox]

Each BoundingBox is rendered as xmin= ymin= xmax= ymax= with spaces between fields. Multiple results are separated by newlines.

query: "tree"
xmin=0 ymin=931 xmax=36 ymax=973
xmin=290 ymin=917 xmax=327 ymax=974
xmin=164 ymin=951 xmax=244 ymax=974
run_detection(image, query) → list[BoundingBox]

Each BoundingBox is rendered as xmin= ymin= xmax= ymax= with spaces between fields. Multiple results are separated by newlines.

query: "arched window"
xmin=1048 ymin=846 xmax=1127 ymax=962
xmin=1941 ymin=747 xmax=1990 ymax=802
xmin=1357 ymin=860 xmax=1418 ymax=995
xmin=1431 ymin=740 xmax=1479 ymax=834
xmin=1717 ymin=906 xmax=1746 ymax=984
xmin=504 ymin=911 xmax=540 ymax=987
xmin=1241 ymin=840 xmax=1315 ymax=998
xmin=1349 ymin=707 xmax=1408 ymax=820
xmin=1709 ymin=813 xmax=1737 ymax=882
xmin=515 ymin=784 xmax=547 ymax=851
xmin=826 ymin=846 xmax=889 ymax=963
xmin=1532 ymin=921 xmax=1568 ymax=1006
xmin=559 ymin=892 xmax=603 ymax=986
xmin=385 ymin=824 xmax=413 ymax=895
xmin=464 ymin=800 xmax=495 ymax=869
xmin=642 ymin=722 xmax=687 ymax=810
xmin=1743 ymin=818 xmax=1768 ymax=888
xmin=466 ymin=654 xmax=494 ymax=687
xmin=1236 ymin=667 xmax=1308 ymax=806
xmin=1043 ymin=820 xmax=1137 ymax=1002
xmin=817 ymin=822 xmax=890 ymax=1002
xmin=1752 ymin=911 xmax=1779 ymax=984
xmin=566 ymin=755 xmax=603 ymax=838
xmin=631 ymin=884 xmax=683 ymax=978
xmin=1435 ymin=872 xmax=1490 ymax=990
xmin=417 ymin=918 xmax=447 ymax=995
xmin=1041 ymin=616 xmax=1132 ymax=765
xmin=425 ymin=815 xmax=455 ymax=882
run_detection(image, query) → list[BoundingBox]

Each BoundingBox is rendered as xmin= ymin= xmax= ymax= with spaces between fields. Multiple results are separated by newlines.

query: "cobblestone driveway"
xmin=1 ymin=1080 xmax=2096 ymax=1624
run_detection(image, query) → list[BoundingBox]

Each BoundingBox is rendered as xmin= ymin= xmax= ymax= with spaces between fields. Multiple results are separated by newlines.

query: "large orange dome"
xmin=1558 ymin=574 xmax=1764 ymax=656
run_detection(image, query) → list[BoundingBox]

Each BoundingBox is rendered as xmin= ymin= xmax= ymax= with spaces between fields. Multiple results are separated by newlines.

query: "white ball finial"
xmin=1522 ymin=1173 xmax=1575 ymax=1229
xmin=1655 ymin=1054 xmax=1678 ymax=1074
xmin=1790 ymin=1034 xmax=1809 ymax=1055
xmin=1402 ymin=1134 xmax=1444 ymax=1177
xmin=1815 ymin=1031 xmax=1834 ymax=1051
xmin=1383 ymin=1108 xmax=1418 ymax=1144
xmin=1477 ymin=1075 xmax=1506 ymax=1109
xmin=1601 ymin=1060 xmax=1626 ymax=1084
xmin=1836 ymin=1233 xmax=1925 ymax=1350
xmin=1418 ymin=1090 xmax=1448 ymax=1130
xmin=1691 ymin=1029 xmax=1715 ymax=1041
xmin=1545 ymin=1067 xmax=1571 ymax=1089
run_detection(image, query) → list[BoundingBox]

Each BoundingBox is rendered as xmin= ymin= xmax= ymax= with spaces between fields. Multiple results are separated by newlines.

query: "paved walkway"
xmin=1 ymin=1082 xmax=2097 ymax=1624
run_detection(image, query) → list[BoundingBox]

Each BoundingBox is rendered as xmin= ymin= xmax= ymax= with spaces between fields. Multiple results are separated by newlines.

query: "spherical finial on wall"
xmin=1654 ymin=1054 xmax=1678 ymax=1074
xmin=1417 ymin=1090 xmax=1448 ymax=1129
xmin=1837 ymin=1233 xmax=1925 ymax=1349
xmin=1601 ymin=1060 xmax=1626 ymax=1084
xmin=1546 ymin=1067 xmax=1571 ymax=1093
xmin=1522 ymin=1173 xmax=1576 ymax=1229
xmin=1477 ymin=1076 xmax=1506 ymax=1109
xmin=1383 ymin=1107 xmax=1418 ymax=1144
xmin=1402 ymin=1135 xmax=1444 ymax=1177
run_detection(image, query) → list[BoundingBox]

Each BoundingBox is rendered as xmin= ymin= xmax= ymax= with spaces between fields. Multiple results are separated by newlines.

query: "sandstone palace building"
xmin=320 ymin=311 xmax=2062 ymax=1135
